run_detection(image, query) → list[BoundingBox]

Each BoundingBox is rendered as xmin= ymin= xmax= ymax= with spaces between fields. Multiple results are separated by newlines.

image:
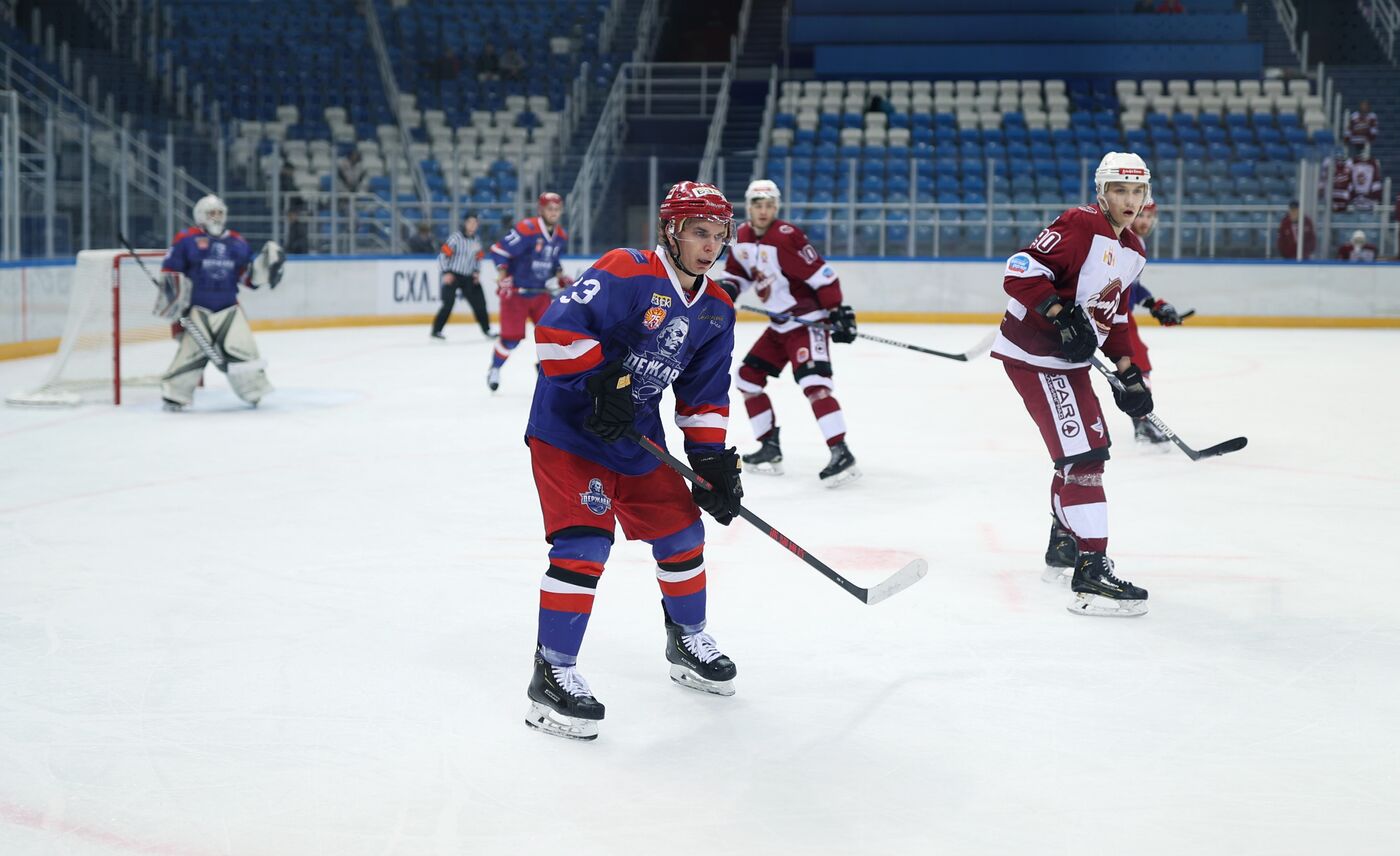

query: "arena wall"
xmin=2 ymin=255 xmax=1397 ymax=359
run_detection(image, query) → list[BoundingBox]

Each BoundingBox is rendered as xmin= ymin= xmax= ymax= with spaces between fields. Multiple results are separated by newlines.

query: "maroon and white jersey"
xmin=991 ymin=205 xmax=1146 ymax=372
xmin=721 ymin=220 xmax=842 ymax=333
xmin=1346 ymin=110 xmax=1378 ymax=147
xmin=1338 ymin=242 xmax=1379 ymax=262
xmin=1348 ymin=156 xmax=1383 ymax=209
xmin=1331 ymin=158 xmax=1354 ymax=212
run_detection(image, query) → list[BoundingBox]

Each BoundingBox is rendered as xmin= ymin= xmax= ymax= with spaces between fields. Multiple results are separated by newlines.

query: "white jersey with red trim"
xmin=991 ymin=205 xmax=1147 ymax=372
xmin=721 ymin=220 xmax=842 ymax=332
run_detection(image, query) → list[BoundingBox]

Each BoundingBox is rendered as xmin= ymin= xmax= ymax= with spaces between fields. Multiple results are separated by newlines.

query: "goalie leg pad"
xmin=160 ymin=324 xmax=209 ymax=406
xmin=209 ymin=305 xmax=272 ymax=404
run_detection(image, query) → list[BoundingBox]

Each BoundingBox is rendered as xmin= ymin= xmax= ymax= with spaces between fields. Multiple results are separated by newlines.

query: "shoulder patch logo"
xmin=1008 ymin=254 xmax=1030 ymax=273
xmin=643 ymin=305 xmax=667 ymax=330
xmin=579 ymin=478 xmax=613 ymax=515
xmin=778 ymin=224 xmax=794 ymax=234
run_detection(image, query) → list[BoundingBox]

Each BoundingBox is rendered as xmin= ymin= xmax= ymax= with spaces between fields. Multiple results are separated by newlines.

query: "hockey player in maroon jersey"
xmin=719 ymin=179 xmax=861 ymax=487
xmin=991 ymin=152 xmax=1156 ymax=617
xmin=522 ymin=182 xmax=743 ymax=741
xmin=1123 ymin=200 xmax=1186 ymax=446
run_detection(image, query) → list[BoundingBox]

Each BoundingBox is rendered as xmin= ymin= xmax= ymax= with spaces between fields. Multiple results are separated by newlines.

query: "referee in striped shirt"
xmin=431 ymin=212 xmax=492 ymax=339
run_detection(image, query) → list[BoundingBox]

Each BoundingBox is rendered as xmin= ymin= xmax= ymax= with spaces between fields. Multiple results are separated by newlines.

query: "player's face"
xmin=1100 ymin=182 xmax=1147 ymax=230
xmin=540 ymin=202 xmax=563 ymax=227
xmin=674 ymin=219 xmax=728 ymax=274
xmin=748 ymin=197 xmax=778 ymax=232
xmin=1131 ymin=206 xmax=1157 ymax=238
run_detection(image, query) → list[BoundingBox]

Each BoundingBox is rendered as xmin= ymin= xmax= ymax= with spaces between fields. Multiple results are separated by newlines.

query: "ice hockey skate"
xmin=1067 ymin=552 xmax=1148 ymax=617
xmin=1043 ymin=517 xmax=1078 ymax=583
xmin=525 ymin=649 xmax=605 ymax=741
xmin=741 ymin=427 xmax=784 ymax=475
xmin=819 ymin=441 xmax=861 ymax=487
xmin=663 ymin=605 xmax=736 ymax=696
xmin=430 ymin=331 xmax=446 ymax=341
xmin=1134 ymin=417 xmax=1171 ymax=447
xmin=487 ymin=366 xmax=501 ymax=392
xmin=161 ymin=398 xmax=185 ymax=412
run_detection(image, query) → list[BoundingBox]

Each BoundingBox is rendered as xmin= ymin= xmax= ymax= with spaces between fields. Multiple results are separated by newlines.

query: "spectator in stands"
xmin=476 ymin=43 xmax=501 ymax=81
xmin=1156 ymin=0 xmax=1185 ymax=11
xmin=501 ymin=47 xmax=527 ymax=82
xmin=1338 ymin=229 xmax=1379 ymax=262
xmin=866 ymin=95 xmax=893 ymax=118
xmin=284 ymin=207 xmax=310 ymax=255
xmin=407 ymin=223 xmax=438 ymax=254
xmin=1346 ymin=100 xmax=1379 ymax=148
xmin=1133 ymin=0 xmax=1156 ymax=12
xmin=1277 ymin=200 xmax=1316 ymax=260
xmin=1348 ymin=144 xmax=1383 ymax=211
xmin=337 ymin=149 xmax=367 ymax=195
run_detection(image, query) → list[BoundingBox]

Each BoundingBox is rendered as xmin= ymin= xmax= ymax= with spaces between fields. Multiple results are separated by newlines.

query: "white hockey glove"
xmin=250 ymin=240 xmax=287 ymax=289
xmin=153 ymin=271 xmax=191 ymax=320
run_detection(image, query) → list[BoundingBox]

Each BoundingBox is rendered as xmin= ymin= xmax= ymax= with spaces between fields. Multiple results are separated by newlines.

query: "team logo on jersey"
xmin=796 ymin=346 xmax=810 ymax=363
xmin=535 ymin=238 xmax=545 ymax=252
xmin=1085 ymin=278 xmax=1125 ymax=335
xmin=656 ymin=316 xmax=689 ymax=355
xmin=1103 ymin=249 xmax=1116 ymax=267
xmin=1008 ymin=254 xmax=1030 ymax=273
xmin=196 ymin=237 xmax=209 ymax=251
xmin=643 ymin=306 xmax=667 ymax=330
xmin=579 ymin=478 xmax=612 ymax=515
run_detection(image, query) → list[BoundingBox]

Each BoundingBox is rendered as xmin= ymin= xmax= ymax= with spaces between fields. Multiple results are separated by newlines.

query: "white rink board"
xmin=0 ymin=321 xmax=1397 ymax=856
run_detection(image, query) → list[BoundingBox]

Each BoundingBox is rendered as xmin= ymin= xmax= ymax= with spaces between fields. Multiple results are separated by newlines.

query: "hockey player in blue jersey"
xmin=486 ymin=191 xmax=573 ymax=391
xmin=159 ymin=195 xmax=284 ymax=411
xmin=523 ymin=181 xmax=744 ymax=741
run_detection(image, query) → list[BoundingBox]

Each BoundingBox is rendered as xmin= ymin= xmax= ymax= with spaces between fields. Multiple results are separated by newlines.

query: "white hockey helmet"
xmin=744 ymin=179 xmax=781 ymax=207
xmin=193 ymin=194 xmax=228 ymax=237
xmin=1094 ymin=152 xmax=1152 ymax=205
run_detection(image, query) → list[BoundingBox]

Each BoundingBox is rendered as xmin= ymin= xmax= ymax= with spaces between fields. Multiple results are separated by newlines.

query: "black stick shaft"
xmin=1088 ymin=356 xmax=1245 ymax=461
xmin=739 ymin=304 xmax=974 ymax=361
xmin=117 ymin=233 xmax=226 ymax=370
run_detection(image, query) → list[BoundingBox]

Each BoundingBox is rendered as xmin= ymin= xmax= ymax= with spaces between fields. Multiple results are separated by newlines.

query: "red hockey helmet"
xmin=658 ymin=181 xmax=734 ymax=242
xmin=538 ymin=191 xmax=563 ymax=209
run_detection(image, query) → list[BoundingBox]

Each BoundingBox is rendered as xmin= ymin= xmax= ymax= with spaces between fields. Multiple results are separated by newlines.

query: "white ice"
xmin=0 ymin=321 xmax=1396 ymax=856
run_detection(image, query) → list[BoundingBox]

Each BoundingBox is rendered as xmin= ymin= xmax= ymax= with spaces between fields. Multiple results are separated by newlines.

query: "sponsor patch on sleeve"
xmin=1007 ymin=254 xmax=1030 ymax=273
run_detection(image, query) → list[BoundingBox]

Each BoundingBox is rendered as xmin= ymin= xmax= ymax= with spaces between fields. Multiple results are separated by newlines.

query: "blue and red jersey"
xmin=527 ymin=246 xmax=737 ymax=476
xmin=161 ymin=227 xmax=255 ymax=312
xmin=489 ymin=217 xmax=568 ymax=292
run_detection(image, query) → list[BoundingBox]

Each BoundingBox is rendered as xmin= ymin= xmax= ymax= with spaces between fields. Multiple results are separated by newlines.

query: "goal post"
xmin=6 ymin=248 xmax=174 ymax=406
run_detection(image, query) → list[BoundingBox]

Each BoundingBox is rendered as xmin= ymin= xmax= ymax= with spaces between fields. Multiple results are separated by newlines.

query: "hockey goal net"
xmin=6 ymin=248 xmax=175 ymax=406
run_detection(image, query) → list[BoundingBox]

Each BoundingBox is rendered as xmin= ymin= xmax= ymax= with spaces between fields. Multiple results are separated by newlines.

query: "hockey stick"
xmin=117 ymin=233 xmax=227 ymax=370
xmin=1088 ymin=356 xmax=1247 ymax=461
xmin=740 ymin=304 xmax=995 ymax=362
xmin=627 ymin=429 xmax=928 ymax=605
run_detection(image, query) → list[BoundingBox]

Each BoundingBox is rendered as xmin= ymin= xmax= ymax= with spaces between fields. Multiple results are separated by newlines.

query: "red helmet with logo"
xmin=658 ymin=181 xmax=734 ymax=242
xmin=538 ymin=191 xmax=563 ymax=209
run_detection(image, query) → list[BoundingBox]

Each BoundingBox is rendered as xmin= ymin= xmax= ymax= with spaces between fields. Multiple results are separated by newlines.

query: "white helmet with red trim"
xmin=1094 ymin=152 xmax=1152 ymax=205
xmin=193 ymin=194 xmax=228 ymax=237
xmin=744 ymin=179 xmax=781 ymax=207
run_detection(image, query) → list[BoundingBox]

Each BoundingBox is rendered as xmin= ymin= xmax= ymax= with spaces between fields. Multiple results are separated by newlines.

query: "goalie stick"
xmin=627 ymin=429 xmax=928 ymax=605
xmin=740 ymin=304 xmax=995 ymax=362
xmin=1089 ymin=355 xmax=1247 ymax=461
xmin=117 ymin=233 xmax=227 ymax=370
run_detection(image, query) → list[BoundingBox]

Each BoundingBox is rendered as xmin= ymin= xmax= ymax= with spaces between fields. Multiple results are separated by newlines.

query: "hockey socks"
xmin=650 ymin=520 xmax=707 ymax=632
xmin=804 ymin=382 xmax=846 ymax=447
xmin=536 ymin=531 xmax=610 ymax=665
xmin=1051 ymin=461 xmax=1107 ymax=553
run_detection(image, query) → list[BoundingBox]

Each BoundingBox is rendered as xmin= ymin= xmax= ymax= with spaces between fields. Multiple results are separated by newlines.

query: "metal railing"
xmin=752 ymin=64 xmax=779 ymax=184
xmin=1366 ymin=0 xmax=1400 ymax=64
xmin=699 ymin=0 xmax=754 ymax=185
xmin=364 ymin=1 xmax=429 ymax=209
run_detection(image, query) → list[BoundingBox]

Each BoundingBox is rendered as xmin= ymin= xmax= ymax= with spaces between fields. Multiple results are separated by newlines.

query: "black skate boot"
xmin=525 ymin=649 xmax=605 ymax=740
xmin=1067 ymin=552 xmax=1148 ymax=617
xmin=818 ymin=440 xmax=861 ymax=487
xmin=1043 ymin=517 xmax=1078 ymax=584
xmin=663 ymin=604 xmax=737 ymax=696
xmin=1134 ymin=416 xmax=1170 ymax=447
xmin=741 ymin=427 xmax=784 ymax=475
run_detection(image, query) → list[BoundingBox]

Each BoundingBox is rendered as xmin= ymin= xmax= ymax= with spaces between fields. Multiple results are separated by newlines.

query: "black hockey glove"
xmin=828 ymin=304 xmax=858 ymax=344
xmin=688 ymin=448 xmax=743 ymax=526
xmin=1042 ymin=300 xmax=1097 ymax=363
xmin=583 ymin=361 xmax=635 ymax=443
xmin=1144 ymin=297 xmax=1182 ymax=326
xmin=1111 ymin=363 xmax=1154 ymax=418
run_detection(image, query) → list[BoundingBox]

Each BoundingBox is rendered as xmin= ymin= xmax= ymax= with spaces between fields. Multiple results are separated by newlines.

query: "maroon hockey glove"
xmin=688 ymin=448 xmax=743 ymax=526
xmin=556 ymin=271 xmax=575 ymax=289
xmin=828 ymin=305 xmax=858 ymax=344
xmin=1112 ymin=364 xmax=1154 ymax=418
xmin=583 ymin=361 xmax=635 ymax=443
xmin=1145 ymin=298 xmax=1182 ymax=326
xmin=1043 ymin=300 xmax=1097 ymax=363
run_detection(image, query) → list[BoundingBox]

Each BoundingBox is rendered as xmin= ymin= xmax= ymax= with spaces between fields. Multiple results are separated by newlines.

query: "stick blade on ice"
xmin=1198 ymin=436 xmax=1248 ymax=459
xmin=862 ymin=559 xmax=929 ymax=605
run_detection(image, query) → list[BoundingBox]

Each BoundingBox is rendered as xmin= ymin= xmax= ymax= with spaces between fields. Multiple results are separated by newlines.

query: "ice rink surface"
xmin=1 ymin=320 xmax=1396 ymax=856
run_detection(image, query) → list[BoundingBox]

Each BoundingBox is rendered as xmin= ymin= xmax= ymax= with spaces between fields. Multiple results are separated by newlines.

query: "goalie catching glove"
xmin=249 ymin=240 xmax=286 ymax=289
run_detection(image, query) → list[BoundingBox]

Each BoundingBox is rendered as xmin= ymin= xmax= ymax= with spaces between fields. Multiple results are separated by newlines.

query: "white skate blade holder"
xmin=1067 ymin=592 xmax=1148 ymax=618
xmin=525 ymin=701 xmax=600 ymax=741
xmin=743 ymin=460 xmax=784 ymax=476
xmin=669 ymin=665 xmax=736 ymax=697
xmin=1042 ymin=564 xmax=1072 ymax=585
xmin=820 ymin=465 xmax=862 ymax=488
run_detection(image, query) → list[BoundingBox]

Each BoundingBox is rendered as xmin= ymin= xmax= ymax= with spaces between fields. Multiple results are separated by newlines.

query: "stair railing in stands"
xmin=1365 ymin=0 xmax=1399 ymax=64
xmin=362 ymin=0 xmax=429 ymax=240
xmin=751 ymin=64 xmax=778 ymax=187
